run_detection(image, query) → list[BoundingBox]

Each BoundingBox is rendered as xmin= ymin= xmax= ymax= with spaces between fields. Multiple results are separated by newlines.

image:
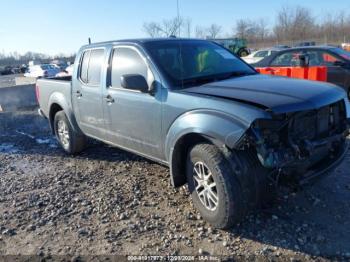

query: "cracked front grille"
xmin=289 ymin=100 xmax=346 ymax=142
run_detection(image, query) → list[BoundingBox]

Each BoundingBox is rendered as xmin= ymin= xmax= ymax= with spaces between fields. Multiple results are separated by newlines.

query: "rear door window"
xmin=87 ymin=49 xmax=104 ymax=85
xmin=79 ymin=49 xmax=104 ymax=85
xmin=80 ymin=50 xmax=90 ymax=83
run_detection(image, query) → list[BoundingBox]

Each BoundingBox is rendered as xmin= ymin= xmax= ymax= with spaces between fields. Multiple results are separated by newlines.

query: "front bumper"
xmin=298 ymin=139 xmax=349 ymax=186
xmin=38 ymin=108 xmax=47 ymax=118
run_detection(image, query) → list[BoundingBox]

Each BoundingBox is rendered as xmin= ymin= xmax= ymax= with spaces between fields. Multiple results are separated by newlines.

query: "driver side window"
xmin=110 ymin=47 xmax=152 ymax=88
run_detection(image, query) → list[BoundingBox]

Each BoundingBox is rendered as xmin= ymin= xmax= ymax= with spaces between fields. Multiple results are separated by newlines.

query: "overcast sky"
xmin=1 ymin=0 xmax=350 ymax=55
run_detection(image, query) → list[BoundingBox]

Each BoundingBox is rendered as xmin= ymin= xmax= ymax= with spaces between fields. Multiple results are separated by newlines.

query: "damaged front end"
xmin=239 ymin=99 xmax=349 ymax=185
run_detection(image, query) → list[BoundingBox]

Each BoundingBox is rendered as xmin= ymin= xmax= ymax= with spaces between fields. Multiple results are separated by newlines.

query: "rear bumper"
xmin=299 ymin=139 xmax=349 ymax=186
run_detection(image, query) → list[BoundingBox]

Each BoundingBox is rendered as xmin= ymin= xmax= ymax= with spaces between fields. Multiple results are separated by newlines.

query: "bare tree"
xmin=143 ymin=22 xmax=162 ymax=38
xmin=233 ymin=19 xmax=264 ymax=43
xmin=143 ymin=17 xmax=184 ymax=37
xmin=183 ymin=18 xmax=192 ymax=37
xmin=143 ymin=6 xmax=350 ymax=46
xmin=207 ymin=24 xmax=222 ymax=38
xmin=256 ymin=18 xmax=269 ymax=41
xmin=320 ymin=11 xmax=350 ymax=43
xmin=273 ymin=5 xmax=315 ymax=43
xmin=292 ymin=6 xmax=315 ymax=40
xmin=235 ymin=19 xmax=251 ymax=39
xmin=163 ymin=17 xmax=183 ymax=36
xmin=195 ymin=26 xmax=207 ymax=39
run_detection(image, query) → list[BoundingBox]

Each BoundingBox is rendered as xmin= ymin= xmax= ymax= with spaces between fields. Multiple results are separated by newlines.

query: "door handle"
xmin=105 ymin=95 xmax=115 ymax=103
xmin=76 ymin=90 xmax=82 ymax=98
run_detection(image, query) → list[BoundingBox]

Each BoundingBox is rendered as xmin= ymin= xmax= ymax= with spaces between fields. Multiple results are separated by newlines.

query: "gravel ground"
xmin=0 ymin=109 xmax=350 ymax=261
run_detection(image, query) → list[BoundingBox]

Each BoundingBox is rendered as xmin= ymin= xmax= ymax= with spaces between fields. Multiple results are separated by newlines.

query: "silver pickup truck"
xmin=37 ymin=38 xmax=350 ymax=228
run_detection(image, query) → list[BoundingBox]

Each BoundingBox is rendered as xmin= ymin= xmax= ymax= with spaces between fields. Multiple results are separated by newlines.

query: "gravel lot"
xmin=0 ymin=74 xmax=18 ymax=88
xmin=0 ymin=109 xmax=350 ymax=261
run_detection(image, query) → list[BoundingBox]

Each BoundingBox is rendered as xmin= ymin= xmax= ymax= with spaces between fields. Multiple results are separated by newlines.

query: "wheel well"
xmin=170 ymin=133 xmax=217 ymax=187
xmin=49 ymin=103 xmax=63 ymax=133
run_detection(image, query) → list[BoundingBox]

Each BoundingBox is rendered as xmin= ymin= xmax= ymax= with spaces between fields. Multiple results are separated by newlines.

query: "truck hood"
xmin=181 ymin=74 xmax=346 ymax=113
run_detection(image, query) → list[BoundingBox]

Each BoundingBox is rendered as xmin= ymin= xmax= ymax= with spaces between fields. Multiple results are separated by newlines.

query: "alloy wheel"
xmin=57 ymin=120 xmax=70 ymax=149
xmin=193 ymin=161 xmax=219 ymax=211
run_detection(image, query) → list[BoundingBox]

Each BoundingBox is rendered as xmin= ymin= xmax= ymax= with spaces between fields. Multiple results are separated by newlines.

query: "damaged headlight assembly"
xmin=244 ymin=105 xmax=348 ymax=172
xmin=249 ymin=116 xmax=294 ymax=169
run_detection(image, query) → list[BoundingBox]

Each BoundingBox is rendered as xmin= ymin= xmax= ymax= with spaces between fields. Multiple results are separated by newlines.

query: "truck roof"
xmin=80 ymin=38 xmax=208 ymax=49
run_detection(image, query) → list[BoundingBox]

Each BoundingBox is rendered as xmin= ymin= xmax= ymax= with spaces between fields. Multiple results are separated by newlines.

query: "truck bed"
xmin=36 ymin=76 xmax=72 ymax=118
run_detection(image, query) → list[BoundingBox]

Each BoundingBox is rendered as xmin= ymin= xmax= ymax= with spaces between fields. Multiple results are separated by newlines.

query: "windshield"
xmin=332 ymin=48 xmax=350 ymax=60
xmin=144 ymin=40 xmax=256 ymax=88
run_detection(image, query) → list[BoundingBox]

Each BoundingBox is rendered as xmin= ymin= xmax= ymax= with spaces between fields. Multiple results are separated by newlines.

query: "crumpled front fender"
xmin=165 ymin=109 xmax=252 ymax=162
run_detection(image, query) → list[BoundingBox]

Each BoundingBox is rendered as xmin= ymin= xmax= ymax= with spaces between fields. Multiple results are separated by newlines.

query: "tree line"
xmin=0 ymin=51 xmax=75 ymax=67
xmin=143 ymin=5 xmax=350 ymax=46
xmin=2 ymin=4 xmax=350 ymax=66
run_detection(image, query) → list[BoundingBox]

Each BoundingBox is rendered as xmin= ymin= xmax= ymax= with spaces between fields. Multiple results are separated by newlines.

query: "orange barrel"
xmin=308 ymin=66 xmax=327 ymax=82
xmin=256 ymin=67 xmax=274 ymax=75
xmin=291 ymin=67 xmax=308 ymax=79
xmin=273 ymin=67 xmax=291 ymax=77
xmin=263 ymin=67 xmax=276 ymax=75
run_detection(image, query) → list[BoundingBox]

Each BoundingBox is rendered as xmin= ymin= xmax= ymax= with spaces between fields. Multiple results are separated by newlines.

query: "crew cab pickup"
xmin=37 ymin=39 xmax=350 ymax=228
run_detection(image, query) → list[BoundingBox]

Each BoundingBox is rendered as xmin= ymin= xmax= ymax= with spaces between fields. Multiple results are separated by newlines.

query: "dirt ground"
xmin=0 ymin=109 xmax=350 ymax=261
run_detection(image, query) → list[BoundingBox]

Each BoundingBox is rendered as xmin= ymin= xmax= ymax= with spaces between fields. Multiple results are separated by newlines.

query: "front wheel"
xmin=186 ymin=143 xmax=245 ymax=229
xmin=54 ymin=111 xmax=86 ymax=154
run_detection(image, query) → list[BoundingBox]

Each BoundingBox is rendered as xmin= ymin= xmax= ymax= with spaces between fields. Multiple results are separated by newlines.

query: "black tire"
xmin=238 ymin=48 xmax=249 ymax=57
xmin=186 ymin=143 xmax=276 ymax=229
xmin=228 ymin=150 xmax=277 ymax=210
xmin=53 ymin=111 xmax=86 ymax=154
xmin=186 ymin=143 xmax=245 ymax=229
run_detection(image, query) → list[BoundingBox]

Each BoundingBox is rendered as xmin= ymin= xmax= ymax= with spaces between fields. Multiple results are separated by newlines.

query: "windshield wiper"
xmin=179 ymin=71 xmax=256 ymax=88
xmin=181 ymin=76 xmax=219 ymax=86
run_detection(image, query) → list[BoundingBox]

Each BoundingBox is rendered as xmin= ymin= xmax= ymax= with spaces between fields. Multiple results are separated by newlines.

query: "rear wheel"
xmin=54 ymin=111 xmax=86 ymax=154
xmin=238 ymin=48 xmax=249 ymax=57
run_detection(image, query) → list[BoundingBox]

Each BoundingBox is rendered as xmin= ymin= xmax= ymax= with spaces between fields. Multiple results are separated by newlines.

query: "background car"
xmin=0 ymin=66 xmax=14 ymax=75
xmin=242 ymin=48 xmax=283 ymax=64
xmin=273 ymin=44 xmax=290 ymax=49
xmin=253 ymin=46 xmax=350 ymax=97
xmin=294 ymin=41 xmax=316 ymax=47
xmin=65 ymin=64 xmax=74 ymax=75
xmin=55 ymin=64 xmax=74 ymax=77
xmin=24 ymin=64 xmax=61 ymax=78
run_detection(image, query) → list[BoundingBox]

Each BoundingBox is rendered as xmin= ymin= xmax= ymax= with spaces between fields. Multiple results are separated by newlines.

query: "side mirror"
xmin=120 ymin=74 xmax=149 ymax=93
xmin=299 ymin=54 xmax=309 ymax=67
